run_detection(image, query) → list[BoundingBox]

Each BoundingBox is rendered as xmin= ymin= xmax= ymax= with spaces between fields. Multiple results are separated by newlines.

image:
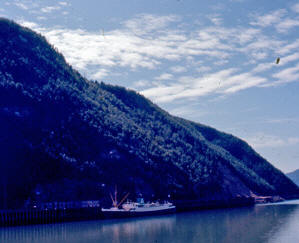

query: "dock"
xmin=0 ymin=200 xmax=103 ymax=226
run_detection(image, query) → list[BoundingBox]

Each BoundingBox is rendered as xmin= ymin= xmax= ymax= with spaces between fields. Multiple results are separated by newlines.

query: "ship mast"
xmin=114 ymin=185 xmax=117 ymax=207
xmin=109 ymin=185 xmax=129 ymax=208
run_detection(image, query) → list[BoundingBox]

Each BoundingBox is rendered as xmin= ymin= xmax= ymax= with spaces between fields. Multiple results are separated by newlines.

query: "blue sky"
xmin=1 ymin=0 xmax=299 ymax=173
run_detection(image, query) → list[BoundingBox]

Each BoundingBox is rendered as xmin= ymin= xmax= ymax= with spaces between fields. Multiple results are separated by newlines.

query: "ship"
xmin=101 ymin=188 xmax=176 ymax=218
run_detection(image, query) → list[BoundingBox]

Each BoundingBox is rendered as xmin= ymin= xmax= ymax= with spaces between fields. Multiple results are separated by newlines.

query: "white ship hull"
xmin=101 ymin=205 xmax=176 ymax=218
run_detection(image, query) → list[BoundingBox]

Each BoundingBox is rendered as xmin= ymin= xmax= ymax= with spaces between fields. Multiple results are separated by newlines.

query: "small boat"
xmin=101 ymin=188 xmax=175 ymax=218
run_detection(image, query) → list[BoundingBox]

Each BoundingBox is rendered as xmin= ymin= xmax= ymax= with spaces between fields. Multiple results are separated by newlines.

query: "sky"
xmin=1 ymin=0 xmax=298 ymax=173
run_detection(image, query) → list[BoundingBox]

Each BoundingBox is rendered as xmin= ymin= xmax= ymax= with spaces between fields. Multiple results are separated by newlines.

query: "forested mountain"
xmin=287 ymin=169 xmax=299 ymax=186
xmin=0 ymin=18 xmax=298 ymax=209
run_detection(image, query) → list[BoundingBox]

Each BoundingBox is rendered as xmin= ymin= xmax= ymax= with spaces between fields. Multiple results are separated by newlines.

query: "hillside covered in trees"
xmin=0 ymin=18 xmax=298 ymax=209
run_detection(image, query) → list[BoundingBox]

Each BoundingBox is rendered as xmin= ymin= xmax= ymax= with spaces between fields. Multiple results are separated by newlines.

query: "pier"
xmin=0 ymin=201 xmax=103 ymax=226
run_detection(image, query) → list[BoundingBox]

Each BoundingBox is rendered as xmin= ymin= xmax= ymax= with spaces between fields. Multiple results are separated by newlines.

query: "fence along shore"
xmin=0 ymin=200 xmax=102 ymax=226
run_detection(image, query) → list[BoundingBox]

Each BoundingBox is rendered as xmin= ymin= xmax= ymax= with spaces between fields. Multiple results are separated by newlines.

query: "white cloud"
xmin=132 ymin=80 xmax=151 ymax=88
xmin=207 ymin=14 xmax=223 ymax=25
xmin=272 ymin=63 xmax=299 ymax=84
xmin=281 ymin=52 xmax=299 ymax=64
xmin=276 ymin=39 xmax=299 ymax=55
xmin=251 ymin=52 xmax=268 ymax=60
xmin=90 ymin=69 xmax=109 ymax=80
xmin=141 ymin=84 xmax=184 ymax=103
xmin=237 ymin=28 xmax=261 ymax=44
xmin=19 ymin=20 xmax=39 ymax=29
xmin=223 ymin=73 xmax=266 ymax=93
xmin=276 ymin=18 xmax=299 ymax=33
xmin=243 ymin=37 xmax=283 ymax=52
xmin=170 ymin=66 xmax=187 ymax=73
xmin=59 ymin=2 xmax=68 ymax=6
xmin=196 ymin=66 xmax=212 ymax=73
xmin=41 ymin=6 xmax=61 ymax=13
xmin=252 ymin=51 xmax=299 ymax=74
xmin=8 ymin=0 xmax=69 ymax=14
xmin=292 ymin=3 xmax=299 ymax=13
xmin=155 ymin=73 xmax=173 ymax=80
xmin=169 ymin=105 xmax=210 ymax=119
xmin=250 ymin=8 xmax=299 ymax=33
xmin=16 ymin=9 xmax=298 ymax=103
xmin=264 ymin=118 xmax=299 ymax=124
xmin=43 ymin=28 xmax=162 ymax=70
xmin=14 ymin=2 xmax=29 ymax=10
xmin=37 ymin=16 xmax=47 ymax=21
xmin=210 ymin=3 xmax=226 ymax=12
xmin=246 ymin=133 xmax=299 ymax=148
xmin=250 ymin=9 xmax=287 ymax=27
xmin=141 ymin=69 xmax=266 ymax=103
xmin=8 ymin=0 xmax=40 ymax=11
xmin=252 ymin=62 xmax=275 ymax=73
xmin=123 ymin=14 xmax=180 ymax=35
xmin=20 ymin=16 xmax=237 ymax=78
xmin=288 ymin=137 xmax=299 ymax=145
xmin=214 ymin=59 xmax=229 ymax=66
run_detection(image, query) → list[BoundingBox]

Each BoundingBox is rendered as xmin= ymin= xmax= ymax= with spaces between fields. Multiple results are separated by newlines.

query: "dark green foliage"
xmin=0 ymin=18 xmax=298 ymax=209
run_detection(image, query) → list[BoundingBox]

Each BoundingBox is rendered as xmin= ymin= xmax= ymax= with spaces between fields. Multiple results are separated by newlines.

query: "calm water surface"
xmin=1 ymin=200 xmax=299 ymax=243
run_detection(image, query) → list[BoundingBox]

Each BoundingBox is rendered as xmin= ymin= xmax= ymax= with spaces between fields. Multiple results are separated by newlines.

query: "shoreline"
xmin=1 ymin=195 xmax=299 ymax=227
xmin=0 ymin=197 xmax=254 ymax=227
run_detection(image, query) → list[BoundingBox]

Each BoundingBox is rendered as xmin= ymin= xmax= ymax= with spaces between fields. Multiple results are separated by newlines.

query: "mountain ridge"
xmin=0 ymin=18 xmax=298 ymax=209
xmin=287 ymin=169 xmax=299 ymax=186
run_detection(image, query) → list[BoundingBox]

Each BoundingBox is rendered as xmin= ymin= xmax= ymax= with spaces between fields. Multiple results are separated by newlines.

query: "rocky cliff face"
xmin=0 ymin=18 xmax=298 ymax=209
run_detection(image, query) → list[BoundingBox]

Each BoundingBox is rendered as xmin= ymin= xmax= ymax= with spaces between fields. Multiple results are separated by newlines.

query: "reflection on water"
xmin=266 ymin=201 xmax=299 ymax=243
xmin=1 ymin=201 xmax=299 ymax=243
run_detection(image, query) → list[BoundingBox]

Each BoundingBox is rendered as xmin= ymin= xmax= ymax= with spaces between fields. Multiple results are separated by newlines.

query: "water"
xmin=1 ymin=200 xmax=299 ymax=243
